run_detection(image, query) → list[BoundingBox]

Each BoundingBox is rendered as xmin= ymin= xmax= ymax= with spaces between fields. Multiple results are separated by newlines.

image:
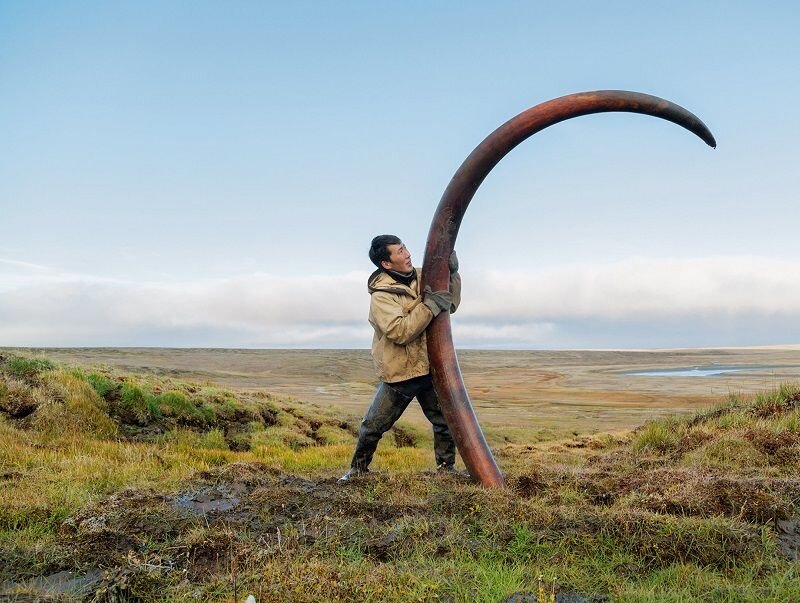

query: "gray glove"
xmin=423 ymin=286 xmax=453 ymax=317
xmin=449 ymin=250 xmax=459 ymax=274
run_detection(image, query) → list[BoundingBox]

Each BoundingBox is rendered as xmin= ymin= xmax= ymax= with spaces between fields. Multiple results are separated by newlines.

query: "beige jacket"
xmin=367 ymin=267 xmax=461 ymax=384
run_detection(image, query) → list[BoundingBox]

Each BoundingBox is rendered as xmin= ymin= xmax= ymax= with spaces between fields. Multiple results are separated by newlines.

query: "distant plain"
xmin=12 ymin=346 xmax=800 ymax=443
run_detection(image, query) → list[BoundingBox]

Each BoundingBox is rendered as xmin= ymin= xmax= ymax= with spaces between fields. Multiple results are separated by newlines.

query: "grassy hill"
xmin=1 ymin=352 xmax=799 ymax=602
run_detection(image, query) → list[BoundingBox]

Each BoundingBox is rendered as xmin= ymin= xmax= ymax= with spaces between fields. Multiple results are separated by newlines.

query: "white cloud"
xmin=0 ymin=270 xmax=371 ymax=347
xmin=464 ymin=256 xmax=800 ymax=320
xmin=452 ymin=321 xmax=557 ymax=344
xmin=1 ymin=255 xmax=799 ymax=347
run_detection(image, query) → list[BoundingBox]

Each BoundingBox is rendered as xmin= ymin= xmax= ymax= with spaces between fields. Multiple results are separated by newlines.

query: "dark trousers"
xmin=350 ymin=374 xmax=457 ymax=470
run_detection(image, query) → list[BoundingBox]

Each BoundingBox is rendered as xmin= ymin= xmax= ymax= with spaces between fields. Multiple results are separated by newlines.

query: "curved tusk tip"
xmin=700 ymin=130 xmax=717 ymax=149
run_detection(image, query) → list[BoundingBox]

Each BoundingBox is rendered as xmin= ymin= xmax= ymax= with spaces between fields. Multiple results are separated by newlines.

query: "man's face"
xmin=381 ymin=242 xmax=413 ymax=273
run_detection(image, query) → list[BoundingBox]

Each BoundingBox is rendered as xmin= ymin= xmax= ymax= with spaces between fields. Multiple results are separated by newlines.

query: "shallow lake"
xmin=620 ymin=365 xmax=782 ymax=377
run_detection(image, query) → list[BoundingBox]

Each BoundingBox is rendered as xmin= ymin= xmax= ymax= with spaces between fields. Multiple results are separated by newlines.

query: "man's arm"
xmin=449 ymin=271 xmax=461 ymax=314
xmin=371 ymin=291 xmax=434 ymax=346
xmin=449 ymin=250 xmax=461 ymax=314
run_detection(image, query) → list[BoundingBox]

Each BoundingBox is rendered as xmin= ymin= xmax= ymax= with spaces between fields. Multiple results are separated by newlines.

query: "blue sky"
xmin=1 ymin=1 xmax=799 ymax=348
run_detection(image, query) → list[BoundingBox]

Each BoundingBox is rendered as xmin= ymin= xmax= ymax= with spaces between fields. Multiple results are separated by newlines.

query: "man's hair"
xmin=369 ymin=234 xmax=402 ymax=268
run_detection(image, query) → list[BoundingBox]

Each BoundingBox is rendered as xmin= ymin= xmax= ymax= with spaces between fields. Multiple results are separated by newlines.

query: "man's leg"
xmin=348 ymin=381 xmax=412 ymax=471
xmin=415 ymin=378 xmax=457 ymax=468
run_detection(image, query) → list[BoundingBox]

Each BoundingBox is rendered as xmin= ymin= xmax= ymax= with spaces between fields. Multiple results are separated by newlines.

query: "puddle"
xmin=620 ymin=365 xmax=784 ymax=377
xmin=172 ymin=483 xmax=244 ymax=514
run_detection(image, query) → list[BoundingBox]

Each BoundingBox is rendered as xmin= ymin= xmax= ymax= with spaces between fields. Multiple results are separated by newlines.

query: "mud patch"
xmin=172 ymin=484 xmax=244 ymax=515
xmin=776 ymin=518 xmax=800 ymax=560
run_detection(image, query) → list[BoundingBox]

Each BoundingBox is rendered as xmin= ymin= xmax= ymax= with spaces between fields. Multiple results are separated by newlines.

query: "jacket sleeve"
xmin=371 ymin=291 xmax=434 ymax=345
xmin=449 ymin=271 xmax=461 ymax=314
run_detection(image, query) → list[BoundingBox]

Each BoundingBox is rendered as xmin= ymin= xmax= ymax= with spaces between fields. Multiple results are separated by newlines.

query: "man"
xmin=339 ymin=234 xmax=461 ymax=482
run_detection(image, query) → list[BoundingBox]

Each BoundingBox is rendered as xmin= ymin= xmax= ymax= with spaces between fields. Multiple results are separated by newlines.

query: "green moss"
xmin=2 ymin=356 xmax=55 ymax=382
xmin=86 ymin=372 xmax=119 ymax=399
xmin=156 ymin=390 xmax=208 ymax=424
xmin=197 ymin=403 xmax=216 ymax=424
xmin=120 ymin=382 xmax=160 ymax=423
xmin=199 ymin=386 xmax=238 ymax=407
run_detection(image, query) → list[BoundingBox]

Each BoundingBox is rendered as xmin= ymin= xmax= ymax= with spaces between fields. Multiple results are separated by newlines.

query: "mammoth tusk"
xmin=421 ymin=90 xmax=716 ymax=488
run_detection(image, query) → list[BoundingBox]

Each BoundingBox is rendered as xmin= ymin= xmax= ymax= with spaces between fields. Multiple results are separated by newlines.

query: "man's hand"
xmin=423 ymin=286 xmax=453 ymax=317
xmin=449 ymin=250 xmax=459 ymax=274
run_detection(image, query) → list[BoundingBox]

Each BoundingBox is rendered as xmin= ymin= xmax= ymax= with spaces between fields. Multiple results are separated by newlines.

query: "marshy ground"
xmin=1 ymin=349 xmax=800 ymax=601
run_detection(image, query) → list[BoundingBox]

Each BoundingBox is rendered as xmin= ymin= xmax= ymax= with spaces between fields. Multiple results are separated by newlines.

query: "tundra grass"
xmin=1 ymin=352 xmax=800 ymax=602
